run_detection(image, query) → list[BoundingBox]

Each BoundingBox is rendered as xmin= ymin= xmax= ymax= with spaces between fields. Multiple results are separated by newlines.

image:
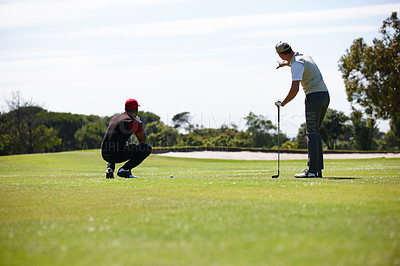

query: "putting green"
xmin=0 ymin=150 xmax=399 ymax=265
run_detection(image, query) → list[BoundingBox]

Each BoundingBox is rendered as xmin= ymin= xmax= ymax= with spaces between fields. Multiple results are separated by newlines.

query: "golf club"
xmin=272 ymin=102 xmax=280 ymax=178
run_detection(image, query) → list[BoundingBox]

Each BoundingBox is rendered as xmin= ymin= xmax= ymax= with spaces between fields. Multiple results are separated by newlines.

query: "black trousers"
xmin=305 ymin=91 xmax=330 ymax=173
xmin=102 ymin=143 xmax=152 ymax=171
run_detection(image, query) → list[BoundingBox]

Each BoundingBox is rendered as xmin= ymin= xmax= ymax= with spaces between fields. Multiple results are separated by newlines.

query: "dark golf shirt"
xmin=101 ymin=112 xmax=142 ymax=153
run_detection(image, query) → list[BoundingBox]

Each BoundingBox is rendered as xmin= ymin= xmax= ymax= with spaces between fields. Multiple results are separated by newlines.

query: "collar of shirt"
xmin=289 ymin=52 xmax=300 ymax=67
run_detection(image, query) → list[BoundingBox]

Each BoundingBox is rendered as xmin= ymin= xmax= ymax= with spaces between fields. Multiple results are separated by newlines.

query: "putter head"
xmin=272 ymin=174 xmax=279 ymax=178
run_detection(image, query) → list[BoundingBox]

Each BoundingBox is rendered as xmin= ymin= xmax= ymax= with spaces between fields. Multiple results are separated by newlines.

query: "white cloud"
xmin=239 ymin=25 xmax=380 ymax=38
xmin=0 ymin=0 xmax=191 ymax=28
xmin=31 ymin=3 xmax=400 ymax=39
xmin=0 ymin=44 xmax=270 ymax=68
xmin=0 ymin=49 xmax=95 ymax=60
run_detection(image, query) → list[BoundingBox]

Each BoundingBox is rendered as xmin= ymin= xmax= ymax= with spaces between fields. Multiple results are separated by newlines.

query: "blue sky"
xmin=1 ymin=0 xmax=399 ymax=137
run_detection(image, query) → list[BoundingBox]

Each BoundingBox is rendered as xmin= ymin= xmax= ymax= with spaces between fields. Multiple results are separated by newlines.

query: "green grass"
xmin=0 ymin=150 xmax=399 ymax=265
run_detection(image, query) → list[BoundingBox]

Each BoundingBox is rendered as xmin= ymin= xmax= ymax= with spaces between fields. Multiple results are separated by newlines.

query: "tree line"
xmin=0 ymin=91 xmax=399 ymax=155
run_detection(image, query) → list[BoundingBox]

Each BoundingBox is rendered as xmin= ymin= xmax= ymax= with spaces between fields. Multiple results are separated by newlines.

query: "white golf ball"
xmin=170 ymin=175 xmax=174 ymax=178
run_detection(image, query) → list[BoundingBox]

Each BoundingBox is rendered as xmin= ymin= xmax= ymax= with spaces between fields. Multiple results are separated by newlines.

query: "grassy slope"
xmin=0 ymin=150 xmax=399 ymax=265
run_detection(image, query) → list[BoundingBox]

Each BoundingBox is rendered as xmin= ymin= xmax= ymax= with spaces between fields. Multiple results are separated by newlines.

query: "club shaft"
xmin=277 ymin=106 xmax=280 ymax=175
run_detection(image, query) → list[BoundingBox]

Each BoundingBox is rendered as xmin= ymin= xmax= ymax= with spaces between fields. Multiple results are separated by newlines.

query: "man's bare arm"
xmin=136 ymin=132 xmax=146 ymax=143
xmin=281 ymin=80 xmax=300 ymax=106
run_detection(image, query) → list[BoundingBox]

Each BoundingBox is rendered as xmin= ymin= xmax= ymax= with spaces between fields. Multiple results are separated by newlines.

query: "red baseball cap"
xmin=125 ymin=98 xmax=140 ymax=109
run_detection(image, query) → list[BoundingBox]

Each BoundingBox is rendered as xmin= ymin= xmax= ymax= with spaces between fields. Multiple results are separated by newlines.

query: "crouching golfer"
xmin=101 ymin=99 xmax=152 ymax=178
xmin=275 ymin=41 xmax=330 ymax=178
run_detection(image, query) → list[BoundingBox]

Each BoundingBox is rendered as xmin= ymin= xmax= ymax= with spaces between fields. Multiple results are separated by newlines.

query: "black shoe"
xmin=117 ymin=168 xmax=137 ymax=178
xmin=106 ymin=168 xmax=114 ymax=179
xmin=317 ymin=170 xmax=322 ymax=178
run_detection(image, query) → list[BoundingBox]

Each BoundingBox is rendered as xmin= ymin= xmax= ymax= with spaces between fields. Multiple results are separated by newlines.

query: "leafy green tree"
xmin=145 ymin=121 xmax=164 ymax=135
xmin=41 ymin=111 xmax=90 ymax=151
xmin=384 ymin=115 xmax=400 ymax=150
xmin=281 ymin=140 xmax=297 ymax=150
xmin=209 ymin=134 xmax=233 ymax=147
xmin=231 ymin=131 xmax=251 ymax=147
xmin=388 ymin=115 xmax=400 ymax=144
xmin=245 ymin=112 xmax=276 ymax=148
xmin=3 ymin=92 xmax=61 ymax=154
xmin=146 ymin=121 xmax=178 ymax=147
xmin=272 ymin=132 xmax=290 ymax=150
xmin=31 ymin=125 xmax=61 ymax=153
xmin=203 ymin=125 xmax=238 ymax=147
xmin=0 ymin=112 xmax=12 ymax=155
xmin=339 ymin=12 xmax=400 ymax=119
xmin=174 ymin=124 xmax=252 ymax=148
xmin=138 ymin=111 xmax=160 ymax=128
xmin=172 ymin=112 xmax=191 ymax=130
xmin=350 ymin=110 xmax=380 ymax=150
xmin=74 ymin=120 xmax=108 ymax=149
xmin=180 ymin=132 xmax=205 ymax=146
xmin=390 ymin=115 xmax=400 ymax=138
xmin=295 ymin=123 xmax=308 ymax=149
xmin=335 ymin=141 xmax=353 ymax=150
xmin=320 ymin=109 xmax=350 ymax=149
xmin=384 ymin=131 xmax=400 ymax=150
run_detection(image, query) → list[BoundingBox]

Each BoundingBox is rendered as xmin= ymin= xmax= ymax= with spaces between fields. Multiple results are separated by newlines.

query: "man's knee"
xmin=139 ymin=143 xmax=152 ymax=156
xmin=102 ymin=152 xmax=113 ymax=163
xmin=144 ymin=143 xmax=152 ymax=156
xmin=306 ymin=128 xmax=318 ymax=135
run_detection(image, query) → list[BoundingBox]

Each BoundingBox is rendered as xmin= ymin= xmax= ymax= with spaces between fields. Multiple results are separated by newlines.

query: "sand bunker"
xmin=157 ymin=151 xmax=400 ymax=160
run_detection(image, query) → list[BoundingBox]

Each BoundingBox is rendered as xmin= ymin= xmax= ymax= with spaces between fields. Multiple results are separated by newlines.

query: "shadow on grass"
xmin=323 ymin=177 xmax=360 ymax=180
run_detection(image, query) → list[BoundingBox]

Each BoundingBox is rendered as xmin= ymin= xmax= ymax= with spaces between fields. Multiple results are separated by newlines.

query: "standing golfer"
xmin=101 ymin=99 xmax=152 ymax=178
xmin=275 ymin=41 xmax=330 ymax=178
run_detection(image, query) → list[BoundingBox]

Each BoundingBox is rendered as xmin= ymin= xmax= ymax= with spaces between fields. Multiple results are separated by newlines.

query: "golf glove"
xmin=275 ymin=101 xmax=282 ymax=107
xmin=135 ymin=116 xmax=142 ymax=124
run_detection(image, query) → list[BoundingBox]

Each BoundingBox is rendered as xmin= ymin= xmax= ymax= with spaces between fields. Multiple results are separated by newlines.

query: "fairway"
xmin=0 ymin=150 xmax=399 ymax=265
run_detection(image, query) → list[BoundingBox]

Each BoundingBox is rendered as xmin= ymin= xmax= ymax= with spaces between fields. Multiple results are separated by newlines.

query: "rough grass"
xmin=0 ymin=150 xmax=399 ymax=265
